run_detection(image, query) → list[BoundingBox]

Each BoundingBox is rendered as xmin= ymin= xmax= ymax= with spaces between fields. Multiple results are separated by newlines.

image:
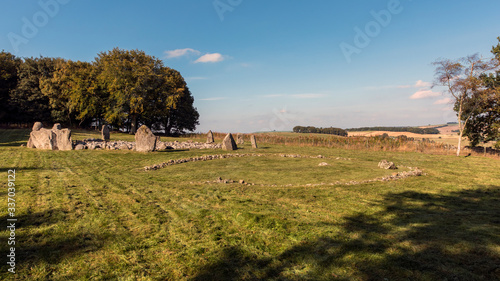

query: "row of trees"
xmin=433 ymin=37 xmax=500 ymax=154
xmin=293 ymin=126 xmax=348 ymax=137
xmin=346 ymin=126 xmax=440 ymax=135
xmin=0 ymin=48 xmax=199 ymax=135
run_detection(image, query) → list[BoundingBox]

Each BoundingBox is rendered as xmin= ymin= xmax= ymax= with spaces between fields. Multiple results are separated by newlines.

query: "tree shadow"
xmin=0 ymin=209 xmax=62 ymax=230
xmin=191 ymin=185 xmax=500 ymax=280
xmin=0 ymin=167 xmax=44 ymax=174
xmin=0 ymin=208 xmax=107 ymax=272
xmin=0 ymin=129 xmax=30 ymax=147
xmin=155 ymin=149 xmax=190 ymax=153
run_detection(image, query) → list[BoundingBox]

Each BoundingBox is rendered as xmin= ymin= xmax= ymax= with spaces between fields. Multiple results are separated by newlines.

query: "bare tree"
xmin=432 ymin=54 xmax=496 ymax=156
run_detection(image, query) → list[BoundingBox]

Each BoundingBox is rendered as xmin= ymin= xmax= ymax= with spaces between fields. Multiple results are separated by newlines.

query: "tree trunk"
xmin=130 ymin=115 xmax=138 ymax=134
xmin=457 ymin=131 xmax=462 ymax=156
xmin=164 ymin=117 xmax=172 ymax=136
xmin=456 ymin=102 xmax=464 ymax=157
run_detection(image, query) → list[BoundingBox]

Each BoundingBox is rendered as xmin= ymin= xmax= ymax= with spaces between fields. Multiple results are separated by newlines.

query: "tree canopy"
xmin=0 ymin=51 xmax=21 ymax=122
xmin=461 ymin=38 xmax=500 ymax=148
xmin=0 ymin=48 xmax=199 ymax=135
xmin=433 ymin=49 xmax=499 ymax=155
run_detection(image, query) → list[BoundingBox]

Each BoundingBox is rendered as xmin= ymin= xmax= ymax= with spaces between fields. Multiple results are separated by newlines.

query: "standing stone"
xmin=52 ymin=128 xmax=73 ymax=151
xmin=101 ymin=125 xmax=110 ymax=141
xmin=27 ymin=129 xmax=56 ymax=150
xmin=50 ymin=124 xmax=72 ymax=150
xmin=206 ymin=130 xmax=214 ymax=143
xmin=222 ymin=133 xmax=237 ymax=151
xmin=135 ymin=125 xmax=157 ymax=152
xmin=236 ymin=133 xmax=244 ymax=145
xmin=250 ymin=135 xmax=258 ymax=149
xmin=52 ymin=123 xmax=62 ymax=130
xmin=32 ymin=122 xmax=43 ymax=131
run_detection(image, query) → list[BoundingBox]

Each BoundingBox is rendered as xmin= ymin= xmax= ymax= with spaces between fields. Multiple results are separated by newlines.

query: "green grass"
xmin=0 ymin=129 xmax=499 ymax=280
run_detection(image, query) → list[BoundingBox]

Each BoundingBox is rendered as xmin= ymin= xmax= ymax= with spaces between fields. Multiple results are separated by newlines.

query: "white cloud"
xmin=164 ymin=48 xmax=200 ymax=59
xmin=397 ymin=80 xmax=432 ymax=89
xmin=434 ymin=97 xmax=453 ymax=105
xmin=410 ymin=90 xmax=441 ymax=99
xmin=365 ymin=80 xmax=432 ymax=90
xmin=414 ymin=80 xmax=432 ymax=88
xmin=194 ymin=53 xmax=225 ymax=63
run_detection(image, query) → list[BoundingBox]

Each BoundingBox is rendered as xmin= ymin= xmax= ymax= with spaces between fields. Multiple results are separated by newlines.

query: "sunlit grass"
xmin=0 ymin=129 xmax=499 ymax=280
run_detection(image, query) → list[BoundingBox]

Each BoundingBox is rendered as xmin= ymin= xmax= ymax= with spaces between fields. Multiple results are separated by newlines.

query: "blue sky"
xmin=1 ymin=0 xmax=499 ymax=133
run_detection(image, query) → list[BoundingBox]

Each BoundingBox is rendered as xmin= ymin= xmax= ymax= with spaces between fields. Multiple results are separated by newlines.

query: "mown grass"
xmin=0 ymin=129 xmax=499 ymax=280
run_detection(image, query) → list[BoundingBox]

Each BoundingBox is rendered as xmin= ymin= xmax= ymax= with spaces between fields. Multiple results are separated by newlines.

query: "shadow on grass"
xmin=0 ymin=208 xmax=107 ymax=273
xmin=156 ymin=149 xmax=190 ymax=153
xmin=0 ymin=129 xmax=30 ymax=147
xmin=0 ymin=167 xmax=43 ymax=174
xmin=0 ymin=209 xmax=62 ymax=230
xmin=192 ymin=186 xmax=500 ymax=280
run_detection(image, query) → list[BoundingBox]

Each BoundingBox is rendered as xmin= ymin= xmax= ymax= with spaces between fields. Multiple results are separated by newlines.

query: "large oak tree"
xmin=96 ymin=48 xmax=165 ymax=133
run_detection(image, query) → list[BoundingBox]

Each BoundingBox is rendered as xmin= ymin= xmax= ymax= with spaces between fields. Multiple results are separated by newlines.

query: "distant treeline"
xmin=346 ymin=127 xmax=440 ymax=134
xmin=293 ymin=126 xmax=348 ymax=136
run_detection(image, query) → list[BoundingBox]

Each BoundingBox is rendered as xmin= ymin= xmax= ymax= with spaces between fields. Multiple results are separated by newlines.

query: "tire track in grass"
xmin=86 ymin=151 xmax=233 ymax=269
xmin=89 ymin=152 xmax=197 ymax=235
xmin=6 ymin=150 xmax=94 ymax=278
xmin=62 ymin=150 xmax=184 ymax=256
xmin=50 ymin=151 xmax=157 ymax=275
xmin=17 ymin=150 xmax=130 ymax=279
xmin=66 ymin=151 xmax=199 ymax=276
xmin=62 ymin=152 xmax=141 ymax=228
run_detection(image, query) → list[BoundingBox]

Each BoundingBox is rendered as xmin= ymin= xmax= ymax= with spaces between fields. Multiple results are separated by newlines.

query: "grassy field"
xmin=1 ymin=129 xmax=499 ymax=280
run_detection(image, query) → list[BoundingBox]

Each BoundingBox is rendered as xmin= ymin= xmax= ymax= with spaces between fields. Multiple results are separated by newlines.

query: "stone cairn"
xmin=378 ymin=160 xmax=397 ymax=170
xmin=222 ymin=133 xmax=237 ymax=151
xmin=27 ymin=122 xmax=72 ymax=151
xmin=74 ymin=139 xmax=135 ymax=151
